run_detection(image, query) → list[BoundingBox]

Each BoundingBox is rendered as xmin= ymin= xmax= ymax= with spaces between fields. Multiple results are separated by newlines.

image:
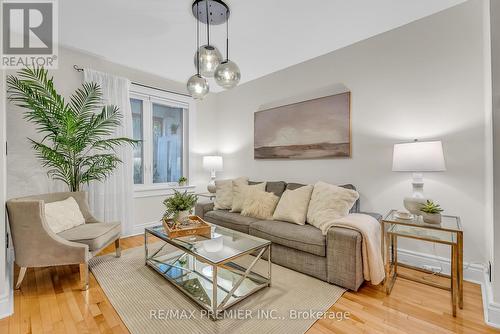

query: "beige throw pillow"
xmin=231 ymin=182 xmax=266 ymax=212
xmin=307 ymin=181 xmax=359 ymax=231
xmin=273 ymin=185 xmax=313 ymax=225
xmin=45 ymin=197 xmax=86 ymax=233
xmin=214 ymin=177 xmax=248 ymax=210
xmin=241 ymin=189 xmax=280 ymax=220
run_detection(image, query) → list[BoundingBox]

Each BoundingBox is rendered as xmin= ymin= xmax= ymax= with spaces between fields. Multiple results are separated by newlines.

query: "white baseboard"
xmin=125 ymin=221 xmax=160 ymax=237
xmin=397 ymin=248 xmax=484 ymax=283
xmin=0 ymin=249 xmax=14 ymax=319
xmin=397 ymin=247 xmax=500 ymax=328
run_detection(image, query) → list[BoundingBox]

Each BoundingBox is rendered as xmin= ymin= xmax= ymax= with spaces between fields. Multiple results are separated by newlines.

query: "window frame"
xmin=130 ymin=84 xmax=194 ymax=197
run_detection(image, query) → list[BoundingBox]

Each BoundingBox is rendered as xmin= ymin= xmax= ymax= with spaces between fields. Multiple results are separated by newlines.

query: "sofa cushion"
xmin=241 ymin=189 xmax=280 ymax=220
xmin=45 ymin=197 xmax=85 ymax=233
xmin=249 ymin=220 xmax=326 ymax=256
xmin=249 ymin=181 xmax=287 ymax=197
xmin=286 ymin=182 xmax=306 ymax=190
xmin=307 ymin=182 xmax=359 ymax=234
xmin=273 ymin=185 xmax=313 ymax=225
xmin=231 ymin=182 xmax=266 ymax=213
xmin=58 ymin=222 xmax=121 ymax=251
xmin=214 ymin=177 xmax=248 ymax=210
xmin=204 ymin=210 xmax=260 ymax=234
xmin=288 ymin=182 xmax=360 ymax=213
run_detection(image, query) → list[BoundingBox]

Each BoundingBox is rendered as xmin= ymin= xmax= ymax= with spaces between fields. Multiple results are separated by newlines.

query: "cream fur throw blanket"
xmin=326 ymin=213 xmax=385 ymax=285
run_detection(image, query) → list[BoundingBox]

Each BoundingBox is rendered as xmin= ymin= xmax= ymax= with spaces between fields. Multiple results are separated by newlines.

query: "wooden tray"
xmin=162 ymin=215 xmax=211 ymax=239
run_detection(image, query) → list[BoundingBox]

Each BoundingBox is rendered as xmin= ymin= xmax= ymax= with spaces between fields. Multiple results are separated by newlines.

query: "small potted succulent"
xmin=419 ymin=200 xmax=444 ymax=224
xmin=163 ymin=190 xmax=198 ymax=226
xmin=178 ymin=176 xmax=188 ymax=187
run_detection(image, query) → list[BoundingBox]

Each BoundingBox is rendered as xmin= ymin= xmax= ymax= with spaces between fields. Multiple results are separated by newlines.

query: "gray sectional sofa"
xmin=195 ymin=181 xmax=382 ymax=291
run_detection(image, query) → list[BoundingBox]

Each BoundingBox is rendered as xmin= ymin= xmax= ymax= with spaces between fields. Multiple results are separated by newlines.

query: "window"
xmin=130 ymin=85 xmax=192 ymax=193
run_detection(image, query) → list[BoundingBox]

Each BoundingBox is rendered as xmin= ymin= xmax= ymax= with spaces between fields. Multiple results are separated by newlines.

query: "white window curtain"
xmin=83 ymin=68 xmax=135 ymax=236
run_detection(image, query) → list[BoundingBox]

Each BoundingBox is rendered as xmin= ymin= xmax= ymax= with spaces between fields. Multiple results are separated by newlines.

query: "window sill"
xmin=133 ymin=185 xmax=196 ymax=198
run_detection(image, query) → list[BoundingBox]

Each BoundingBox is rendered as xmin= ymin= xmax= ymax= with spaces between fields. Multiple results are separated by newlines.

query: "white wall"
xmin=491 ymin=0 xmax=500 ymax=302
xmin=0 ymin=68 xmax=13 ymax=319
xmin=6 ymin=46 xmax=218 ymax=231
xmin=199 ymin=0 xmax=490 ymax=265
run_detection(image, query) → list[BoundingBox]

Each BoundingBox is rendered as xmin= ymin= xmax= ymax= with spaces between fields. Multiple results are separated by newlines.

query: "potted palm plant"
xmin=6 ymin=67 xmax=137 ymax=191
xmin=163 ymin=190 xmax=198 ymax=226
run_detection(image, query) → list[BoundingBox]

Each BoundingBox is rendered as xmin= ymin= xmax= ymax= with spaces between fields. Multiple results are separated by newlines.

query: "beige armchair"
xmin=6 ymin=191 xmax=121 ymax=290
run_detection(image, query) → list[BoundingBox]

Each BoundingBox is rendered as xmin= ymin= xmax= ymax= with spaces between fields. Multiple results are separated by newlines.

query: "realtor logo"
xmin=2 ymin=0 xmax=58 ymax=68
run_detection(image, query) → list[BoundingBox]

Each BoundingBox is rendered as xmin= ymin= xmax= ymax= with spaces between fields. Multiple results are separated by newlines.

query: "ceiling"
xmin=60 ymin=0 xmax=466 ymax=91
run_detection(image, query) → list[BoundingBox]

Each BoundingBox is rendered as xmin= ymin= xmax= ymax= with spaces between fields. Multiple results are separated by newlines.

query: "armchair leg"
xmin=80 ymin=263 xmax=89 ymax=291
xmin=15 ymin=267 xmax=27 ymax=290
xmin=115 ymin=239 xmax=121 ymax=258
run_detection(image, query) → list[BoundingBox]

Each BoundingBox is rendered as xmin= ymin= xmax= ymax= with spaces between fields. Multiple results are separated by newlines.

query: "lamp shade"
xmin=203 ymin=156 xmax=223 ymax=171
xmin=392 ymin=141 xmax=446 ymax=172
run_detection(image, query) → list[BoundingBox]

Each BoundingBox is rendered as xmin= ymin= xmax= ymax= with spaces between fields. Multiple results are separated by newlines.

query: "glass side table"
xmin=382 ymin=209 xmax=463 ymax=316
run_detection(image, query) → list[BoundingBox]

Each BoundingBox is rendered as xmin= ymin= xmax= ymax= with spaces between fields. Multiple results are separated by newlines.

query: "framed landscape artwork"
xmin=254 ymin=92 xmax=351 ymax=159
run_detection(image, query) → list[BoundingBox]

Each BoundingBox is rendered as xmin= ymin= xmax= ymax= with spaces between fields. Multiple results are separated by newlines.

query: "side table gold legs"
xmin=458 ymin=232 xmax=464 ymax=309
xmin=451 ymin=243 xmax=458 ymax=317
xmin=383 ymin=230 xmax=464 ymax=316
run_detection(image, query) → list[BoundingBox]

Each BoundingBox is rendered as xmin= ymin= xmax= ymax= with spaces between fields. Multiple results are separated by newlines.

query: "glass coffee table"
xmin=144 ymin=224 xmax=271 ymax=319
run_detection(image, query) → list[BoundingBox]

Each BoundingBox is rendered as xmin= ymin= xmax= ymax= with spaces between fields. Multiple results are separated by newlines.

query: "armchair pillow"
xmin=241 ymin=188 xmax=280 ymax=220
xmin=214 ymin=177 xmax=248 ymax=210
xmin=231 ymin=181 xmax=266 ymax=212
xmin=44 ymin=197 xmax=86 ymax=233
xmin=307 ymin=181 xmax=359 ymax=232
xmin=273 ymin=184 xmax=313 ymax=225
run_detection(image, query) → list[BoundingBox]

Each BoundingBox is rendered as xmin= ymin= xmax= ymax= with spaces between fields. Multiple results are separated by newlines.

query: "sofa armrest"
xmin=326 ymin=227 xmax=364 ymax=291
xmin=359 ymin=211 xmax=382 ymax=221
xmin=195 ymin=202 xmax=214 ymax=219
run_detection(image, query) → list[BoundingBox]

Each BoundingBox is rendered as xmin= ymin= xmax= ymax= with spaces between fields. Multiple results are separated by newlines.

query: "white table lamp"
xmin=203 ymin=155 xmax=223 ymax=193
xmin=392 ymin=140 xmax=446 ymax=214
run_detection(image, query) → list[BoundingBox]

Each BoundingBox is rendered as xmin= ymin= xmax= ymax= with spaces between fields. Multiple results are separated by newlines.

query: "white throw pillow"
xmin=214 ymin=177 xmax=248 ymax=210
xmin=273 ymin=185 xmax=314 ymax=225
xmin=231 ymin=182 xmax=266 ymax=213
xmin=44 ymin=197 xmax=86 ymax=234
xmin=241 ymin=189 xmax=280 ymax=220
xmin=307 ymin=181 xmax=359 ymax=231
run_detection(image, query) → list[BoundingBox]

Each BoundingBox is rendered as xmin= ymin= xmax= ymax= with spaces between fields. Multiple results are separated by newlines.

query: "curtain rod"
xmin=73 ymin=65 xmax=191 ymax=97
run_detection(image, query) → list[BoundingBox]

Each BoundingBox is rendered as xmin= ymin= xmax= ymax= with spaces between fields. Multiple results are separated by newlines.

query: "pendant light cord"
xmin=225 ymin=8 xmax=229 ymax=61
xmin=196 ymin=2 xmax=200 ymax=75
xmin=205 ymin=0 xmax=210 ymax=45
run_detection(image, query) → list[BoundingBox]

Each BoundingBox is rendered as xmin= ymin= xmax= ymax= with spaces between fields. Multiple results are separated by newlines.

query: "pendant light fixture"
xmin=194 ymin=0 xmax=222 ymax=77
xmin=214 ymin=9 xmax=241 ymax=89
xmin=187 ymin=0 xmax=240 ymax=99
xmin=187 ymin=2 xmax=209 ymax=100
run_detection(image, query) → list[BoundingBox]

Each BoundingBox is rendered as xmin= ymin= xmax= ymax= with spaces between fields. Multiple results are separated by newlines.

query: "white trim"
xmin=0 ymin=249 xmax=14 ymax=319
xmin=129 ymin=84 xmax=195 ymax=192
xmin=396 ymin=247 xmax=500 ymax=328
xmin=482 ymin=272 xmax=500 ymax=329
xmin=397 ymin=247 xmax=484 ymax=283
xmin=126 ymin=220 xmax=162 ymax=237
xmin=133 ymin=185 xmax=196 ymax=198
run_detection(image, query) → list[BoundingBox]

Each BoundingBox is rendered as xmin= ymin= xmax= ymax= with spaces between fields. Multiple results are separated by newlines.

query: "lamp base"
xmin=403 ymin=173 xmax=430 ymax=215
xmin=207 ymin=178 xmax=216 ymax=193
xmin=403 ymin=197 xmax=429 ymax=215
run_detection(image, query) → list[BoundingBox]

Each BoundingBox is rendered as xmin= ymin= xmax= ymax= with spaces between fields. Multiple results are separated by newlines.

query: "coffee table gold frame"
xmin=382 ymin=210 xmax=463 ymax=316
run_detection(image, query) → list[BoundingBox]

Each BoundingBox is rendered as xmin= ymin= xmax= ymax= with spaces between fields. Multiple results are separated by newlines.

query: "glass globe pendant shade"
xmin=194 ymin=45 xmax=222 ymax=77
xmin=186 ymin=74 xmax=209 ymax=99
xmin=214 ymin=60 xmax=241 ymax=89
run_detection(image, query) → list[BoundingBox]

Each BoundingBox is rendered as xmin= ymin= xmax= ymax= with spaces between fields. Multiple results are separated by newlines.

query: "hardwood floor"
xmin=1 ymin=235 xmax=498 ymax=334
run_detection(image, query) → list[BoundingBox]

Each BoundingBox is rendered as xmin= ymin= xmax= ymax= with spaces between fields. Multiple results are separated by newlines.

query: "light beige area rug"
xmin=90 ymin=245 xmax=345 ymax=334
